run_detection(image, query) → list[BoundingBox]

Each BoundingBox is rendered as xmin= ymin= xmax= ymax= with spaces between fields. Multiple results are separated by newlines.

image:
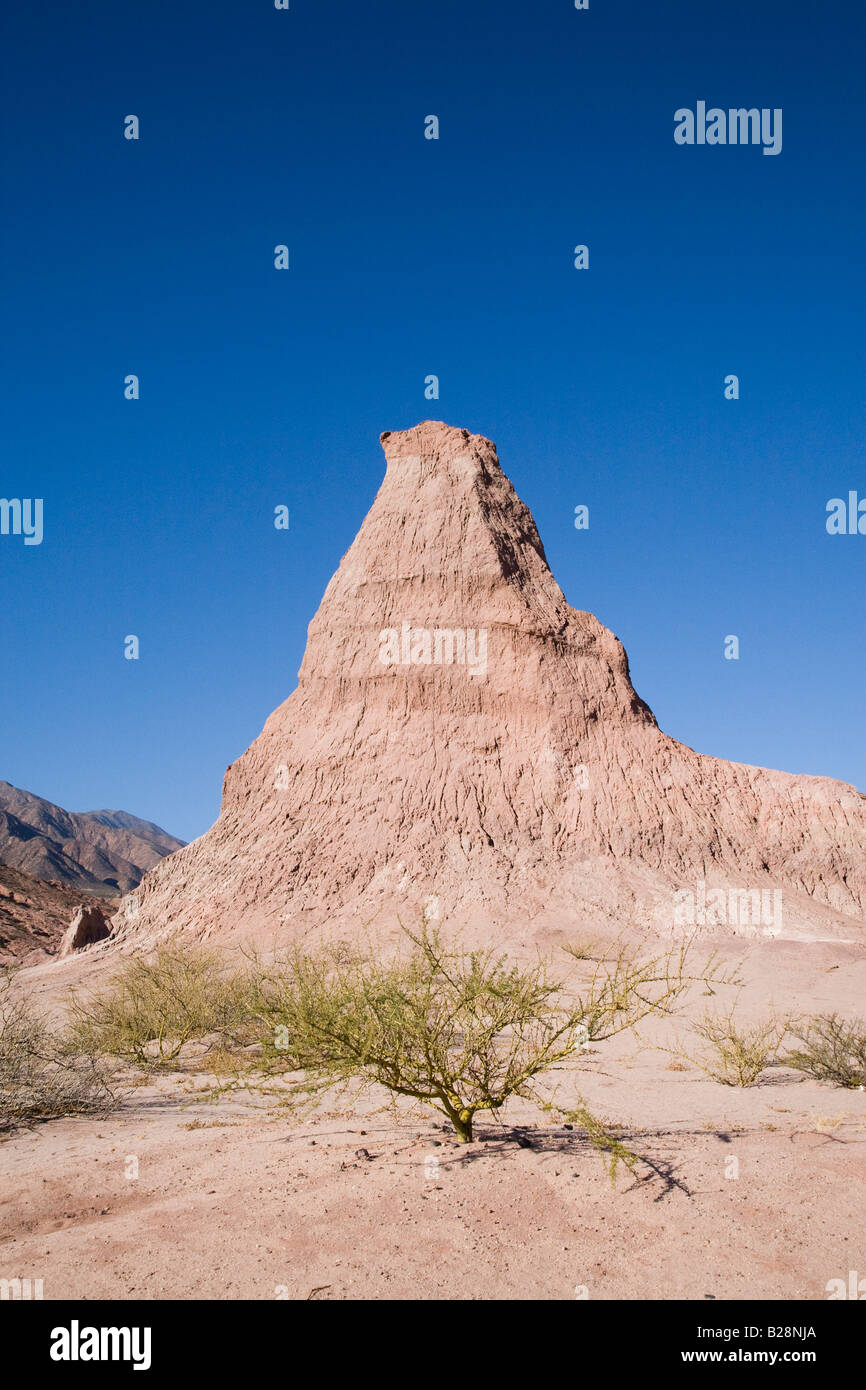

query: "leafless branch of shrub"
xmin=1 ymin=977 xmax=121 ymax=1132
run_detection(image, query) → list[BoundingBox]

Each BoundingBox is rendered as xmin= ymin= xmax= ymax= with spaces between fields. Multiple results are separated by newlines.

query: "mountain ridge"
xmin=0 ymin=781 xmax=184 ymax=899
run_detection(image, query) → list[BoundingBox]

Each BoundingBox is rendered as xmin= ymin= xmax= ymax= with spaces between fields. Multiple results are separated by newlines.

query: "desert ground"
xmin=2 ymin=932 xmax=863 ymax=1301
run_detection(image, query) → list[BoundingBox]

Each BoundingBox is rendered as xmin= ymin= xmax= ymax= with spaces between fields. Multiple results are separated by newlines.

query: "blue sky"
xmin=1 ymin=0 xmax=864 ymax=842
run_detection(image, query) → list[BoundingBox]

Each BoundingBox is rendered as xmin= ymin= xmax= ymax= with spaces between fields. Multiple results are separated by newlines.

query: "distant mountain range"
xmin=0 ymin=781 xmax=184 ymax=899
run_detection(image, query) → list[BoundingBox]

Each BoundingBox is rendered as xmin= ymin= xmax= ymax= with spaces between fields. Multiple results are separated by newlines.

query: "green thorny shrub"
xmin=784 ymin=1014 xmax=866 ymax=1089
xmin=245 ymin=926 xmax=729 ymax=1176
xmin=66 ymin=943 xmax=257 ymax=1066
xmin=0 ymin=974 xmax=120 ymax=1131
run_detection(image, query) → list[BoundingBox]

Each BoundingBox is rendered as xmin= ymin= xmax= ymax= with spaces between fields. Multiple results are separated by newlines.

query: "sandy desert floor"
xmin=1 ymin=935 xmax=864 ymax=1301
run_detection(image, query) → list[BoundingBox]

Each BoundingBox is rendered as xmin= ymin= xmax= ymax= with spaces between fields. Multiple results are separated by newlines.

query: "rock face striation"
xmin=116 ymin=422 xmax=866 ymax=949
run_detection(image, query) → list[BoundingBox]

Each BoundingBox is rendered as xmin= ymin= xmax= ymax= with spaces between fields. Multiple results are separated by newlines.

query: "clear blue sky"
xmin=1 ymin=0 xmax=864 ymax=843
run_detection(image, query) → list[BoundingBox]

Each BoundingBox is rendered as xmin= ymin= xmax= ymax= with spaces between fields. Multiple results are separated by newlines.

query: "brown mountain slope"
xmin=0 ymin=782 xmax=184 ymax=898
xmin=113 ymin=421 xmax=866 ymax=950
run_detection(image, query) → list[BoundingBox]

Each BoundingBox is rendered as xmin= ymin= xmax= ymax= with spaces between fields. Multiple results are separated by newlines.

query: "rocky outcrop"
xmin=59 ymin=904 xmax=112 ymax=957
xmin=114 ymin=421 xmax=866 ymax=948
xmin=0 ymin=866 xmax=111 ymax=966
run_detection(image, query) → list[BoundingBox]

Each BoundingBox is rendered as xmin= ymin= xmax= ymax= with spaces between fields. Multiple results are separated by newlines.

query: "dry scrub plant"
xmin=674 ymin=1006 xmax=789 ymax=1087
xmin=0 ymin=975 xmax=120 ymax=1131
xmin=248 ymin=926 xmax=726 ymax=1163
xmin=784 ymin=1014 xmax=866 ymax=1089
xmin=44 ymin=928 xmax=730 ymax=1169
xmin=67 ymin=943 xmax=255 ymax=1067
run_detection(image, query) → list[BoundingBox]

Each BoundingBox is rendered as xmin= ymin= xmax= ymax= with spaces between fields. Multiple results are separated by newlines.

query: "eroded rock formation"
xmin=114 ymin=422 xmax=866 ymax=948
